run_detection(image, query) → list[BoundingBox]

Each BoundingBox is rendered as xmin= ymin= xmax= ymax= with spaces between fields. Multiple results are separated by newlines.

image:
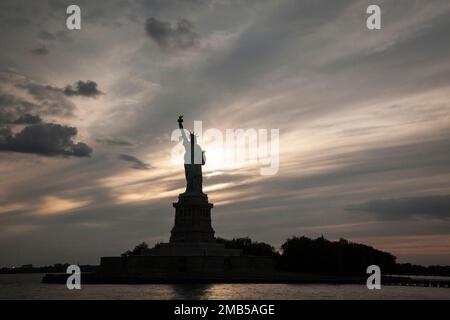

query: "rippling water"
xmin=1 ymin=274 xmax=449 ymax=300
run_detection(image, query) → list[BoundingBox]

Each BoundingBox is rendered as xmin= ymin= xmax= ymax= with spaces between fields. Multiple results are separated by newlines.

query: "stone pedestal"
xmin=140 ymin=191 xmax=242 ymax=258
xmin=170 ymin=192 xmax=215 ymax=243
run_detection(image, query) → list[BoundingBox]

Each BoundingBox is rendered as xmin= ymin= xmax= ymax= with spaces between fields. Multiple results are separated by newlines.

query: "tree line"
xmin=121 ymin=236 xmax=450 ymax=276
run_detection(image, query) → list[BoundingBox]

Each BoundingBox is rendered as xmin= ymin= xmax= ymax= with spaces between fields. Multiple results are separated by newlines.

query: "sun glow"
xmin=35 ymin=196 xmax=92 ymax=215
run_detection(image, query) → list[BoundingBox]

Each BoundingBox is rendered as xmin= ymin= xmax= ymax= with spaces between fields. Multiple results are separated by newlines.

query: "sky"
xmin=0 ymin=0 xmax=450 ymax=267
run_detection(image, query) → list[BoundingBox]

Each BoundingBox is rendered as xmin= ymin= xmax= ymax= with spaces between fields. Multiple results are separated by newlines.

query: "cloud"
xmin=13 ymin=113 xmax=42 ymax=124
xmin=64 ymin=80 xmax=103 ymax=98
xmin=96 ymin=138 xmax=134 ymax=146
xmin=145 ymin=17 xmax=198 ymax=51
xmin=29 ymin=44 xmax=49 ymax=56
xmin=347 ymin=195 xmax=450 ymax=220
xmin=1 ymin=71 xmax=76 ymax=119
xmin=38 ymin=30 xmax=71 ymax=43
xmin=0 ymin=123 xmax=92 ymax=157
xmin=35 ymin=196 xmax=92 ymax=216
xmin=119 ymin=154 xmax=151 ymax=170
xmin=38 ymin=30 xmax=55 ymax=41
xmin=0 ymin=94 xmax=41 ymax=124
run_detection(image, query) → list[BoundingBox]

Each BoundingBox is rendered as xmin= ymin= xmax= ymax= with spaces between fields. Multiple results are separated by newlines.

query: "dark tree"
xmin=278 ymin=236 xmax=396 ymax=275
xmin=216 ymin=237 xmax=278 ymax=256
xmin=121 ymin=242 xmax=149 ymax=257
xmin=395 ymin=263 xmax=450 ymax=276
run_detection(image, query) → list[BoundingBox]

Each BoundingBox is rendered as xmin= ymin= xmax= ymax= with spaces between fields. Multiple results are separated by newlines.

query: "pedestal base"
xmin=99 ymin=254 xmax=275 ymax=276
xmin=141 ymin=242 xmax=242 ymax=257
xmin=170 ymin=193 xmax=215 ymax=243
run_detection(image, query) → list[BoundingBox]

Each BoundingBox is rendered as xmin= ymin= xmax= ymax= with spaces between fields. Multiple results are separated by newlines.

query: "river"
xmin=1 ymin=274 xmax=449 ymax=300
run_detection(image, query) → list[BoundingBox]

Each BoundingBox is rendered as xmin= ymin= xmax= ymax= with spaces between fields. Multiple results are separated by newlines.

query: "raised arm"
xmin=177 ymin=115 xmax=189 ymax=143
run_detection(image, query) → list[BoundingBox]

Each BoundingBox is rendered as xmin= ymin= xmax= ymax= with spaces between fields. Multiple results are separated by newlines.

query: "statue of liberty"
xmin=177 ymin=115 xmax=206 ymax=195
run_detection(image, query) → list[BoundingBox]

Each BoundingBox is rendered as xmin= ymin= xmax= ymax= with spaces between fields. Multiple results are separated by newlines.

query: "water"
xmin=1 ymin=274 xmax=449 ymax=300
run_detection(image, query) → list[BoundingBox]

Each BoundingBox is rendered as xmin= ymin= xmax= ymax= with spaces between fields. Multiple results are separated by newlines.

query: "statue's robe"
xmin=182 ymin=132 xmax=205 ymax=194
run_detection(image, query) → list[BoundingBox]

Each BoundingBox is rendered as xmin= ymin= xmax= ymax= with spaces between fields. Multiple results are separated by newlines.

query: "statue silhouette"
xmin=178 ymin=115 xmax=205 ymax=195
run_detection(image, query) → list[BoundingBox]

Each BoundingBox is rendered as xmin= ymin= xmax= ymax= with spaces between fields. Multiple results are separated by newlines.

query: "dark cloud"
xmin=1 ymin=71 xmax=76 ymax=118
xmin=17 ymin=83 xmax=63 ymax=101
xmin=140 ymin=0 xmax=207 ymax=12
xmin=347 ymin=195 xmax=450 ymax=220
xmin=0 ymin=123 xmax=92 ymax=157
xmin=1 ymin=16 xmax=31 ymax=27
xmin=64 ymin=80 xmax=103 ymax=98
xmin=0 ymin=72 xmax=97 ymax=159
xmin=0 ymin=90 xmax=73 ymax=123
xmin=0 ymin=93 xmax=45 ymax=124
xmin=96 ymin=138 xmax=133 ymax=146
xmin=38 ymin=30 xmax=72 ymax=43
xmin=38 ymin=30 xmax=55 ymax=41
xmin=13 ymin=113 xmax=42 ymax=124
xmin=29 ymin=44 xmax=49 ymax=56
xmin=119 ymin=154 xmax=151 ymax=170
xmin=145 ymin=17 xmax=198 ymax=51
